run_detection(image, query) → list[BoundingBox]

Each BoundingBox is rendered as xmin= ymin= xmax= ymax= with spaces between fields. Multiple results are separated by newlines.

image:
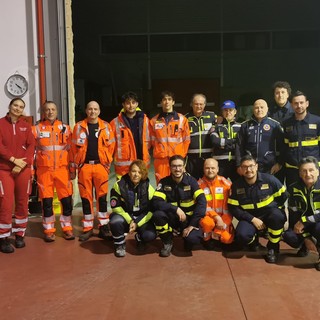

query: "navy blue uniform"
xmin=228 ymin=172 xmax=288 ymax=251
xmin=152 ymin=173 xmax=206 ymax=246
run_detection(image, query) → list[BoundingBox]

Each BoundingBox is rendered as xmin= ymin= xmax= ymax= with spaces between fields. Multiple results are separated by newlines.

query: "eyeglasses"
xmin=240 ymin=164 xmax=256 ymax=170
xmin=170 ymin=164 xmax=184 ymax=169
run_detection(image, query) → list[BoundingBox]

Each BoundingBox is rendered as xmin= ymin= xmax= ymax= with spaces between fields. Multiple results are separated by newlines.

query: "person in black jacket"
xmin=152 ymin=155 xmax=207 ymax=257
xmin=109 ymin=160 xmax=156 ymax=257
xmin=282 ymin=156 xmax=320 ymax=271
xmin=228 ymin=155 xmax=288 ymax=263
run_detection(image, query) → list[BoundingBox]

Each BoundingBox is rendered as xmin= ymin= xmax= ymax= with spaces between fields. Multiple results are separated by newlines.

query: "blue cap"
xmin=221 ymin=100 xmax=236 ymax=109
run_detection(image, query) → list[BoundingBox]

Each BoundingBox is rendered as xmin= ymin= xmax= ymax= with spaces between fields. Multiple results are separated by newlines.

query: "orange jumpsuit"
xmin=150 ymin=111 xmax=190 ymax=183
xmin=71 ymin=118 xmax=115 ymax=231
xmin=110 ymin=108 xmax=151 ymax=176
xmin=198 ymin=175 xmax=234 ymax=244
xmin=32 ymin=120 xmax=73 ymax=235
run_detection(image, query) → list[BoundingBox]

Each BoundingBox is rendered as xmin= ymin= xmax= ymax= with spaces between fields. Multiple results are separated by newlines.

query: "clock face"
xmin=6 ymin=74 xmax=28 ymax=97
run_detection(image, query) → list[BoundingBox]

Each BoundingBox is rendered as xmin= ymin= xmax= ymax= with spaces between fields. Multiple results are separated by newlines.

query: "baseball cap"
xmin=221 ymin=100 xmax=236 ymax=109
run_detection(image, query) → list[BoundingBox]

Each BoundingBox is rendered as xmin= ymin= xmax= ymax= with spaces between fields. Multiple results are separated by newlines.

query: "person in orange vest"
xmin=0 ymin=98 xmax=35 ymax=253
xmin=199 ymin=158 xmax=234 ymax=250
xmin=32 ymin=101 xmax=74 ymax=242
xmin=150 ymin=91 xmax=190 ymax=184
xmin=71 ymin=101 xmax=115 ymax=241
xmin=110 ymin=91 xmax=151 ymax=178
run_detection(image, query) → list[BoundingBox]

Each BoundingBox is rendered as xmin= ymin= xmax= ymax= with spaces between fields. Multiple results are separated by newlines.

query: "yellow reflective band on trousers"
xmin=155 ymin=223 xmax=172 ymax=234
xmin=268 ymin=227 xmax=283 ymax=243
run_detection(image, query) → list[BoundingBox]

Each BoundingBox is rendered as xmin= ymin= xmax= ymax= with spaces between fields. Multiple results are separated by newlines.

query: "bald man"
xmin=235 ymin=99 xmax=284 ymax=174
xmin=198 ymin=158 xmax=234 ymax=250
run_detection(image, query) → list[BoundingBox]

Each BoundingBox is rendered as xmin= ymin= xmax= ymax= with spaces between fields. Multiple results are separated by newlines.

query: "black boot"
xmin=15 ymin=235 xmax=26 ymax=248
xmin=79 ymin=229 xmax=93 ymax=242
xmin=0 ymin=238 xmax=14 ymax=253
xmin=98 ymin=224 xmax=112 ymax=240
xmin=159 ymin=233 xmax=173 ymax=257
xmin=114 ymin=243 xmax=126 ymax=257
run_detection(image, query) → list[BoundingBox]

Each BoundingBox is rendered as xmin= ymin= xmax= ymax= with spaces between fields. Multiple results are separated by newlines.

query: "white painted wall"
xmin=0 ymin=0 xmax=40 ymax=120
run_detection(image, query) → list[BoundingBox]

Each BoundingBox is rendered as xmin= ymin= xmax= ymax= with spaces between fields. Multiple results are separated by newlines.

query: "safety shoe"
xmin=247 ymin=237 xmax=260 ymax=252
xmin=78 ymin=229 xmax=93 ymax=242
xmin=63 ymin=230 xmax=75 ymax=240
xmin=315 ymin=258 xmax=320 ymax=271
xmin=265 ymin=249 xmax=278 ymax=264
xmin=296 ymin=244 xmax=308 ymax=257
xmin=114 ymin=244 xmax=126 ymax=257
xmin=44 ymin=233 xmax=56 ymax=242
xmin=159 ymin=242 xmax=173 ymax=257
xmin=98 ymin=224 xmax=112 ymax=240
xmin=184 ymin=240 xmax=193 ymax=252
xmin=15 ymin=235 xmax=26 ymax=248
xmin=135 ymin=234 xmax=146 ymax=253
xmin=202 ymin=239 xmax=215 ymax=251
xmin=0 ymin=237 xmax=14 ymax=253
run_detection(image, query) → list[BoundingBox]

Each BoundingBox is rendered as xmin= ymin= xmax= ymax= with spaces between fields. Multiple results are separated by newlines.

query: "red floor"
xmin=1 ymin=208 xmax=320 ymax=320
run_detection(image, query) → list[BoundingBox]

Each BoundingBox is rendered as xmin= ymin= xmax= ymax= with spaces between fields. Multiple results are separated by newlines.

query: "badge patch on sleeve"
xmin=110 ymin=199 xmax=117 ymax=208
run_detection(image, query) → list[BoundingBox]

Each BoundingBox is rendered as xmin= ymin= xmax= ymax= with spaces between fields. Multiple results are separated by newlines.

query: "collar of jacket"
xmin=157 ymin=110 xmax=178 ymax=120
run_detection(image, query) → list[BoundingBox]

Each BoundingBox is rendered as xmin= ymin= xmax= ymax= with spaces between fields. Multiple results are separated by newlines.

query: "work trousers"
xmin=154 ymin=158 xmax=170 ymax=184
xmin=109 ymin=213 xmax=157 ymax=245
xmin=78 ymin=163 xmax=109 ymax=231
xmin=153 ymin=209 xmax=203 ymax=245
xmin=235 ymin=207 xmax=286 ymax=250
xmin=0 ymin=168 xmax=32 ymax=238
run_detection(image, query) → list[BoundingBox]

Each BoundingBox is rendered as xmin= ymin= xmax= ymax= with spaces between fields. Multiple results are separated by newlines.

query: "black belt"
xmin=84 ymin=160 xmax=100 ymax=164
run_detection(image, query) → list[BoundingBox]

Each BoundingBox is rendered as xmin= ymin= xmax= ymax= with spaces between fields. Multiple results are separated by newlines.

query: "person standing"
xmin=152 ymin=155 xmax=206 ymax=257
xmin=71 ymin=101 xmax=115 ymax=241
xmin=210 ymin=100 xmax=241 ymax=181
xmin=282 ymin=156 xmax=320 ymax=270
xmin=0 ymin=98 xmax=35 ymax=253
xmin=185 ymin=93 xmax=217 ymax=180
xmin=109 ymin=160 xmax=156 ymax=257
xmin=269 ymin=81 xmax=293 ymax=125
xmin=32 ymin=101 xmax=74 ymax=242
xmin=110 ymin=91 xmax=151 ymax=178
xmin=235 ymin=99 xmax=284 ymax=175
xmin=282 ymin=91 xmax=320 ymax=187
xmin=198 ymin=158 xmax=234 ymax=250
xmin=228 ymin=155 xmax=288 ymax=263
xmin=150 ymin=91 xmax=190 ymax=184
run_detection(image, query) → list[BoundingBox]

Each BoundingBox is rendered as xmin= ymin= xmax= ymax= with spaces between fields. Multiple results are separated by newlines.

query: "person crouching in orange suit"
xmin=198 ymin=158 xmax=234 ymax=250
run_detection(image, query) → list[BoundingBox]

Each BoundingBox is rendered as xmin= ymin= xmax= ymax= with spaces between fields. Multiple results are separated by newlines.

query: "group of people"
xmin=1 ymin=82 xmax=320 ymax=270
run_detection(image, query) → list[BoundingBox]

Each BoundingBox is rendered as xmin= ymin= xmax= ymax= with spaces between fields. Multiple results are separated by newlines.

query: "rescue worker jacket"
xmin=228 ymin=172 xmax=288 ymax=222
xmin=198 ymin=175 xmax=232 ymax=224
xmin=282 ymin=112 xmax=320 ymax=169
xmin=210 ymin=118 xmax=241 ymax=161
xmin=150 ymin=111 xmax=190 ymax=159
xmin=110 ymin=174 xmax=155 ymax=227
xmin=287 ymin=178 xmax=320 ymax=225
xmin=0 ymin=114 xmax=35 ymax=171
xmin=235 ymin=116 xmax=284 ymax=171
xmin=32 ymin=119 xmax=72 ymax=169
xmin=70 ymin=118 xmax=115 ymax=170
xmin=268 ymin=101 xmax=294 ymax=125
xmin=110 ymin=109 xmax=151 ymax=176
xmin=185 ymin=110 xmax=217 ymax=157
xmin=152 ymin=173 xmax=206 ymax=227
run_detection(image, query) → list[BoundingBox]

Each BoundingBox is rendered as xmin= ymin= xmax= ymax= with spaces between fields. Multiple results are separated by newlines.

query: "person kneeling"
xmin=109 ymin=160 xmax=156 ymax=257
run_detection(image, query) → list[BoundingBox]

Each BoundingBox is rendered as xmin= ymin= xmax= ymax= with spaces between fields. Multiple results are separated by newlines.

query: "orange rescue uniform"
xmin=110 ymin=108 xmax=151 ymax=176
xmin=150 ymin=111 xmax=190 ymax=183
xmin=71 ymin=118 xmax=115 ymax=231
xmin=198 ymin=175 xmax=234 ymax=244
xmin=32 ymin=120 xmax=73 ymax=235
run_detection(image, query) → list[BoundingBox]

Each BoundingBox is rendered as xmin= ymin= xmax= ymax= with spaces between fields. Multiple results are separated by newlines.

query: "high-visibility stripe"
xmin=212 ymin=155 xmax=235 ymax=160
xmin=153 ymin=191 xmax=166 ymax=200
xmin=188 ymin=148 xmax=212 ymax=154
xmin=228 ymin=198 xmax=239 ymax=206
xmin=14 ymin=218 xmax=28 ymax=224
xmin=37 ymin=145 xmax=68 ymax=151
xmin=267 ymin=227 xmax=283 ymax=236
xmin=0 ymin=223 xmax=12 ymax=228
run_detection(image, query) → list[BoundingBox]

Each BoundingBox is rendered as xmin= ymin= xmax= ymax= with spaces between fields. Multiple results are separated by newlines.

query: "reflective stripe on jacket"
xmin=32 ymin=119 xmax=71 ymax=168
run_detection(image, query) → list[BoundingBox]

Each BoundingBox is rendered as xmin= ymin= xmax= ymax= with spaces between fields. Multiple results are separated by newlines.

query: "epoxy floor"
xmin=1 ymin=208 xmax=319 ymax=320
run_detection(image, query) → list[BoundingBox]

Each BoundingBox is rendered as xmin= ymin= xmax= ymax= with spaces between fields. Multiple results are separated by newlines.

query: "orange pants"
xmin=200 ymin=215 xmax=234 ymax=244
xmin=36 ymin=166 xmax=73 ymax=234
xmin=78 ymin=163 xmax=110 ymax=231
xmin=154 ymin=158 xmax=170 ymax=184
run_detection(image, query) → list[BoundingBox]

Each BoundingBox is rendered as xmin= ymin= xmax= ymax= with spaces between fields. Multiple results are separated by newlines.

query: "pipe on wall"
xmin=36 ymin=0 xmax=47 ymax=106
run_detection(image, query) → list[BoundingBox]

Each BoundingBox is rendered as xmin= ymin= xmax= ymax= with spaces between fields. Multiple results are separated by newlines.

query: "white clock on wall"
xmin=6 ymin=73 xmax=28 ymax=97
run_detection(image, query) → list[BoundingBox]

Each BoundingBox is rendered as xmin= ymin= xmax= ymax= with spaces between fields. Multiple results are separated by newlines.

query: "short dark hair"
xmin=291 ymin=90 xmax=308 ymax=101
xmin=169 ymin=155 xmax=185 ymax=166
xmin=299 ymin=156 xmax=319 ymax=170
xmin=160 ymin=90 xmax=175 ymax=101
xmin=121 ymin=91 xmax=139 ymax=103
xmin=240 ymin=154 xmax=257 ymax=165
xmin=273 ymin=81 xmax=292 ymax=96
